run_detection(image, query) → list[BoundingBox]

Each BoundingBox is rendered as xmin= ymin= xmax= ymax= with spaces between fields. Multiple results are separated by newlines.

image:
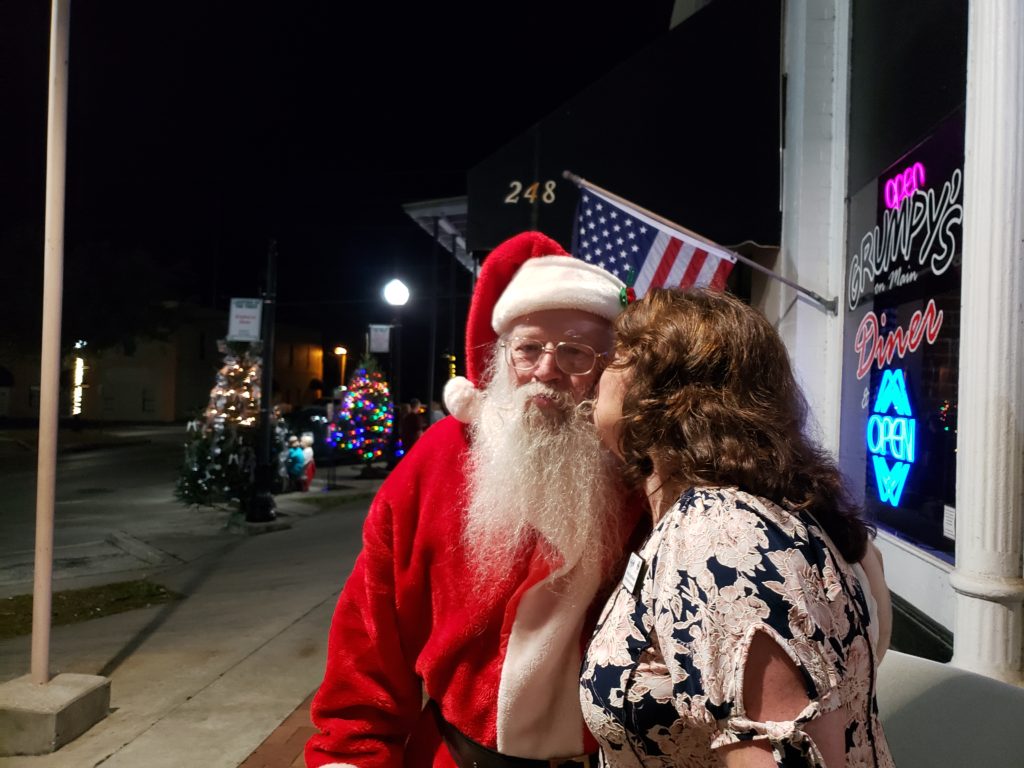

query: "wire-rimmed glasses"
xmin=500 ymin=337 xmax=608 ymax=376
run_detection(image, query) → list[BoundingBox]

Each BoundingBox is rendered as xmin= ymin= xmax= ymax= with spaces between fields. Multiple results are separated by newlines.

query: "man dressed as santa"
xmin=306 ymin=231 xmax=642 ymax=768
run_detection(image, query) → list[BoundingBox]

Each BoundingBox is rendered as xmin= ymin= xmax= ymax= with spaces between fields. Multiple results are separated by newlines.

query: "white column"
xmin=950 ymin=0 xmax=1024 ymax=684
xmin=772 ymin=0 xmax=849 ymax=455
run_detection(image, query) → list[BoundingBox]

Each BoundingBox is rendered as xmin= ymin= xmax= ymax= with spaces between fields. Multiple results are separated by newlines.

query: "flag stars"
xmin=599 ymin=216 xmax=607 ymax=224
xmin=616 ymin=237 xmax=624 ymax=245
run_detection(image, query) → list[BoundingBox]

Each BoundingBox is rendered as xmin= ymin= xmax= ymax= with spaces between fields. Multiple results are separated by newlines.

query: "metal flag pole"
xmin=562 ymin=170 xmax=838 ymax=315
xmin=31 ymin=0 xmax=71 ymax=685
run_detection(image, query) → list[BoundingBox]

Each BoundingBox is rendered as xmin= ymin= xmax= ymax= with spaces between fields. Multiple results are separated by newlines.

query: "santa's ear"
xmin=443 ymin=377 xmax=480 ymax=424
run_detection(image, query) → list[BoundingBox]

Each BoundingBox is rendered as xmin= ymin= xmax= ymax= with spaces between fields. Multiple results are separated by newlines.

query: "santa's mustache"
xmin=511 ymin=381 xmax=574 ymax=412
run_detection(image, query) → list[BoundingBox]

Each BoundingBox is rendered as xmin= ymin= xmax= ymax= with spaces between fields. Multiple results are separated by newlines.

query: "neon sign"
xmin=854 ymin=298 xmax=943 ymax=380
xmin=884 ymin=162 xmax=926 ymax=210
xmin=867 ymin=368 xmax=915 ymax=507
xmin=847 ymin=168 xmax=962 ymax=310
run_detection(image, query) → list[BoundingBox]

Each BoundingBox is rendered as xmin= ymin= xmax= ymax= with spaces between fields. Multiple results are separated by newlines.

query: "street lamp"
xmin=383 ymin=278 xmax=410 ymax=307
xmin=333 ymin=345 xmax=348 ymax=389
xmin=383 ymin=279 xmax=409 ymax=467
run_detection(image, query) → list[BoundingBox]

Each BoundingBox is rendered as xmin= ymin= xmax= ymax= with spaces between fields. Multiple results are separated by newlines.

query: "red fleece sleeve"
xmin=305 ymin=493 xmax=424 ymax=768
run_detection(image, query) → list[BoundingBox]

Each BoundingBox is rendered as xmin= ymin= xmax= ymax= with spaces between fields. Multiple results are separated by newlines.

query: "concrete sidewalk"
xmin=0 ymin=464 xmax=385 ymax=767
xmin=238 ymin=691 xmax=316 ymax=768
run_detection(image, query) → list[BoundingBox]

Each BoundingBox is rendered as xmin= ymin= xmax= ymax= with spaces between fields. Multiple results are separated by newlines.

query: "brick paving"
xmin=239 ymin=689 xmax=318 ymax=768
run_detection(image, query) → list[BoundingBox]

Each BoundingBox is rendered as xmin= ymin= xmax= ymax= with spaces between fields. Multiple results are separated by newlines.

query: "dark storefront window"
xmin=840 ymin=110 xmax=963 ymax=563
xmin=842 ymin=0 xmax=967 ymax=563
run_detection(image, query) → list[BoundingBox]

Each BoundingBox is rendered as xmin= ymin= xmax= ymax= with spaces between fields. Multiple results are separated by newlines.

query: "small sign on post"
xmin=368 ymin=324 xmax=392 ymax=353
xmin=228 ymin=298 xmax=263 ymax=342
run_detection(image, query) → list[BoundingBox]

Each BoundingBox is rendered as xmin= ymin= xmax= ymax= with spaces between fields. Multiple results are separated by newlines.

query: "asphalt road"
xmin=0 ymin=426 xmax=186 ymax=558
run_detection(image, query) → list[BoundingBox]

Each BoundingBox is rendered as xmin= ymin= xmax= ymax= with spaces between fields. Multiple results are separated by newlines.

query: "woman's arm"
xmin=859 ymin=541 xmax=892 ymax=663
xmin=719 ymin=632 xmax=844 ymax=768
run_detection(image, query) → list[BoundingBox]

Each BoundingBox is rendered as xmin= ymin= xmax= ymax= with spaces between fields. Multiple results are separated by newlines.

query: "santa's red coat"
xmin=305 ymin=416 xmax=640 ymax=767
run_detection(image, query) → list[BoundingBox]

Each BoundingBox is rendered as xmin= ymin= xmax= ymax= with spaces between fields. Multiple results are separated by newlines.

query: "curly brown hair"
xmin=612 ymin=288 xmax=870 ymax=563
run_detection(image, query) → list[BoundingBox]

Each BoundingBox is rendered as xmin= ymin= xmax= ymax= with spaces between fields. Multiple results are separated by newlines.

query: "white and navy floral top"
xmin=580 ymin=487 xmax=894 ymax=767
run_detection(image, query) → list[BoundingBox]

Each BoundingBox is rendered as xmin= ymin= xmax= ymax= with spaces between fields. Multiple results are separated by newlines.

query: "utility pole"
xmin=247 ymin=239 xmax=278 ymax=522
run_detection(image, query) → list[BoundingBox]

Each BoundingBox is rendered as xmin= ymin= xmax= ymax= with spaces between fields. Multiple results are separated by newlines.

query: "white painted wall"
xmin=771 ymin=0 xmax=850 ymax=456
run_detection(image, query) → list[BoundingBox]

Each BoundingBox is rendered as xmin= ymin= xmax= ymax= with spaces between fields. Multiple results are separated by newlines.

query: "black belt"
xmin=428 ymin=700 xmax=598 ymax=768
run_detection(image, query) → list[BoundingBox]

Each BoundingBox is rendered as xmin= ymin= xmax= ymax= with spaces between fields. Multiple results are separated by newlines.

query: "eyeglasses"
xmin=500 ymin=337 xmax=608 ymax=376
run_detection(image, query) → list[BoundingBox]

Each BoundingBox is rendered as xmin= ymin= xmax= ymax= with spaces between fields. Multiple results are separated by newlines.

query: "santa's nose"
xmin=530 ymin=349 xmax=564 ymax=383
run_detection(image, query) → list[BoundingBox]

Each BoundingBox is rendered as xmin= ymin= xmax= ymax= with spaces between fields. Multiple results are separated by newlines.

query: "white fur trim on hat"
xmin=491 ymin=255 xmax=625 ymax=334
xmin=443 ymin=376 xmax=481 ymax=424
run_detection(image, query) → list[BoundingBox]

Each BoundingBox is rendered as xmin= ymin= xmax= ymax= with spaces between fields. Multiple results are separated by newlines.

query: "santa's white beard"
xmin=464 ymin=356 xmax=622 ymax=582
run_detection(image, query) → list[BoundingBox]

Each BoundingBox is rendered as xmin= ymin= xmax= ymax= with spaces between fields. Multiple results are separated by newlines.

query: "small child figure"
xmin=286 ymin=435 xmax=306 ymax=492
xmin=300 ymin=433 xmax=316 ymax=492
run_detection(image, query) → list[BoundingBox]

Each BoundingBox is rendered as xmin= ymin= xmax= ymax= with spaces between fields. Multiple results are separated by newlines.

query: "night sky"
xmin=1 ymin=2 xmax=674 ymax=399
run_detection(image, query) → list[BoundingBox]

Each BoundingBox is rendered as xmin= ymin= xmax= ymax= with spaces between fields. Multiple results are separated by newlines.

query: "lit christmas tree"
xmin=331 ymin=356 xmax=394 ymax=463
xmin=175 ymin=342 xmax=267 ymax=506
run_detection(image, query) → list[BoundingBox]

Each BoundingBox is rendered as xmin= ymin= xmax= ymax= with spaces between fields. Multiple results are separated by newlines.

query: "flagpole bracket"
xmin=805 ymin=293 xmax=839 ymax=315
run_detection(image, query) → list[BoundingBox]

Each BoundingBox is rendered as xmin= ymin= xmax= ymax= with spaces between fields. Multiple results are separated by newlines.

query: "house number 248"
xmin=504 ymin=180 xmax=557 ymax=204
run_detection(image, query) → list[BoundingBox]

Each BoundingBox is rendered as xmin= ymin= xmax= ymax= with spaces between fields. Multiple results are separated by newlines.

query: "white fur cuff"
xmin=444 ymin=377 xmax=481 ymax=423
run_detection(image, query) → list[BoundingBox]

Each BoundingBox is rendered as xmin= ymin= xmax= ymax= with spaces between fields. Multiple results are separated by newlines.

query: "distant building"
xmin=0 ymin=306 xmax=323 ymax=423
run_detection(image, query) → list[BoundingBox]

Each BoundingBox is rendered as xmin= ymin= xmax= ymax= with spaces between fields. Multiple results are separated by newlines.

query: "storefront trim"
xmin=876 ymin=529 xmax=954 ymax=631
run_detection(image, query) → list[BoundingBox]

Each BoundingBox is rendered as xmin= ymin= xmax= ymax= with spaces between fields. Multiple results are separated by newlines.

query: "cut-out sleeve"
xmin=648 ymin=490 xmax=862 ymax=766
xmin=579 ymin=487 xmax=893 ymax=767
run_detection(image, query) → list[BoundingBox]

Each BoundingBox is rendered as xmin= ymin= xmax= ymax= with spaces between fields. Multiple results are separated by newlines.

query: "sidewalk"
xmin=238 ymin=691 xmax=316 ymax=768
xmin=0 ymin=464 xmax=385 ymax=767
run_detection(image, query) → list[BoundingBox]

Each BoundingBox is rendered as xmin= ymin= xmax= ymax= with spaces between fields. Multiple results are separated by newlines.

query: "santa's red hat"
xmin=443 ymin=231 xmax=625 ymax=423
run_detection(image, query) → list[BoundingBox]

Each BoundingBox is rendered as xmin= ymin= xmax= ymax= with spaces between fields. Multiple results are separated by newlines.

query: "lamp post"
xmin=332 ymin=345 xmax=347 ymax=390
xmin=383 ymin=279 xmax=409 ymax=467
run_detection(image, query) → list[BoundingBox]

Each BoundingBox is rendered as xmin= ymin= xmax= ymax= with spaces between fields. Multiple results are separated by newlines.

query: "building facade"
xmin=0 ymin=309 xmax=324 ymax=424
xmin=773 ymin=0 xmax=1022 ymax=683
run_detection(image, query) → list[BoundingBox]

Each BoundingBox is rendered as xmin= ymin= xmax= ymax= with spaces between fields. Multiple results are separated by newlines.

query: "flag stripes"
xmin=572 ymin=187 xmax=736 ymax=298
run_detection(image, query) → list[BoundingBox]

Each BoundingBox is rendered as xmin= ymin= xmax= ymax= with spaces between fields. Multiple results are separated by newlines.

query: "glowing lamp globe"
xmin=383 ymin=279 xmax=410 ymax=306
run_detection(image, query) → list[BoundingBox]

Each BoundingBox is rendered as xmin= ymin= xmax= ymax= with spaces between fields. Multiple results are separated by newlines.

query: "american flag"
xmin=572 ymin=187 xmax=736 ymax=297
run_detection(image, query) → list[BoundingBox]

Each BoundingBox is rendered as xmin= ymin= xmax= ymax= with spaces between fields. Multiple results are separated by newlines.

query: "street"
xmin=0 ymin=426 xmax=200 ymax=592
xmin=0 ymin=429 xmax=380 ymax=766
xmin=1 ymin=426 xmax=183 ymax=549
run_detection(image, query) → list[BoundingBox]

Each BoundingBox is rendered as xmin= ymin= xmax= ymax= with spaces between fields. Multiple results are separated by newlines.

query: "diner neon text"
xmin=854 ymin=298 xmax=943 ymax=380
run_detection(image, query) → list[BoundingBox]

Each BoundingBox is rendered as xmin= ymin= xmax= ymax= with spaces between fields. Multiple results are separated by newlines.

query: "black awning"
xmin=401 ymin=196 xmax=475 ymax=274
xmin=468 ymin=0 xmax=781 ymax=254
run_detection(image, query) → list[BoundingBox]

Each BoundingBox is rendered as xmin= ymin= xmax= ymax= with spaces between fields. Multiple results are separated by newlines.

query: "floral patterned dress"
xmin=580 ymin=487 xmax=894 ymax=767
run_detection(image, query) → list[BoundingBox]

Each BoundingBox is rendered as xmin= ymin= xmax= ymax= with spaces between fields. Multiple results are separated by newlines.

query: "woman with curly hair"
xmin=580 ymin=288 xmax=893 ymax=768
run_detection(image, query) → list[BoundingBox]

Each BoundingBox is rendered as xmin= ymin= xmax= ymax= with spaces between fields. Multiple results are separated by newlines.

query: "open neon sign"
xmin=867 ymin=368 xmax=915 ymax=506
xmin=884 ymin=162 xmax=926 ymax=210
